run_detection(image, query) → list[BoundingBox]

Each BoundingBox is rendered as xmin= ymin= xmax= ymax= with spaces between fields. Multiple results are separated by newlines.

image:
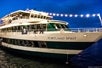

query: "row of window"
xmin=9 ymin=12 xmax=51 ymax=20
xmin=0 ymin=23 xmax=68 ymax=32
xmin=3 ymin=38 xmax=47 ymax=48
xmin=1 ymin=24 xmax=47 ymax=32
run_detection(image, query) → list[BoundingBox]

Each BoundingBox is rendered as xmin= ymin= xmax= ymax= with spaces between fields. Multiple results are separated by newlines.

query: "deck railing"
xmin=1 ymin=28 xmax=102 ymax=34
xmin=69 ymin=28 xmax=102 ymax=32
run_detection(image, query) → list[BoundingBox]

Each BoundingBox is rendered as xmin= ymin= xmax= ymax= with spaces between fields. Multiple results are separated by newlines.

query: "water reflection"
xmin=0 ymin=48 xmax=69 ymax=68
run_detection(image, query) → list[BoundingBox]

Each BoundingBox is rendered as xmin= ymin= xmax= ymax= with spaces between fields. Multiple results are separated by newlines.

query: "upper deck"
xmin=1 ymin=9 xmax=52 ymax=25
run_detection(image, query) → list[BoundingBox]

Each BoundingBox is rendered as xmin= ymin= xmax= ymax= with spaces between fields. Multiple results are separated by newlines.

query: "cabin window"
xmin=4 ymin=28 xmax=6 ymax=32
xmin=38 ymin=15 xmax=40 ymax=18
xmin=12 ymin=17 xmax=18 ymax=20
xmin=8 ymin=27 xmax=11 ymax=32
xmin=65 ymin=25 xmax=68 ymax=28
xmin=42 ymin=24 xmax=46 ymax=30
xmin=25 ymin=25 xmax=32 ymax=32
xmin=56 ymin=24 xmax=61 ymax=29
xmin=30 ymin=25 xmax=34 ymax=29
xmin=41 ymin=16 xmax=43 ymax=19
xmin=12 ymin=27 xmax=17 ymax=32
xmin=8 ymin=39 xmax=10 ymax=44
xmin=17 ymin=26 xmax=21 ymax=31
xmin=47 ymin=23 xmax=56 ymax=31
xmin=22 ymin=13 xmax=30 ymax=19
xmin=46 ymin=17 xmax=50 ymax=20
xmin=34 ymin=15 xmax=37 ymax=18
xmin=44 ymin=16 xmax=46 ymax=19
xmin=1 ymin=29 xmax=5 ymax=32
xmin=60 ymin=24 xmax=65 ymax=28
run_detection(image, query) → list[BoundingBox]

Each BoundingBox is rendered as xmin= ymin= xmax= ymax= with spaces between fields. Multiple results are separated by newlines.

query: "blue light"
xmin=52 ymin=13 xmax=56 ymax=16
xmin=86 ymin=14 xmax=90 ymax=18
xmin=97 ymin=13 xmax=100 ymax=16
xmin=56 ymin=13 xmax=59 ymax=16
xmin=65 ymin=14 xmax=68 ymax=17
xmin=92 ymin=14 xmax=96 ymax=17
xmin=80 ymin=14 xmax=84 ymax=17
xmin=74 ymin=14 xmax=78 ymax=17
xmin=60 ymin=14 xmax=64 ymax=17
xmin=49 ymin=13 xmax=52 ymax=15
xmin=69 ymin=14 xmax=73 ymax=17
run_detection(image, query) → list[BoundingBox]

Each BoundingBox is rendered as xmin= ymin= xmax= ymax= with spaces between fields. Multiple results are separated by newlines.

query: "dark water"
xmin=0 ymin=48 xmax=69 ymax=68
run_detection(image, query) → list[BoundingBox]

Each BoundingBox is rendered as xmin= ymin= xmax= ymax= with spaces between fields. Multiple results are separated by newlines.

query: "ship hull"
xmin=0 ymin=31 xmax=101 ymax=62
xmin=0 ymin=40 xmax=94 ymax=62
xmin=0 ymin=45 xmax=70 ymax=62
xmin=47 ymin=42 xmax=94 ymax=50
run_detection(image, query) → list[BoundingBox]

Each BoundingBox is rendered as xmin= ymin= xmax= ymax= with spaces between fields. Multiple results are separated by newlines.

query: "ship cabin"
xmin=0 ymin=10 xmax=69 ymax=34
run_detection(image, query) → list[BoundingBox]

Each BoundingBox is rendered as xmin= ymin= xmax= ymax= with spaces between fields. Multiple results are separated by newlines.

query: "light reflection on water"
xmin=0 ymin=48 xmax=69 ymax=68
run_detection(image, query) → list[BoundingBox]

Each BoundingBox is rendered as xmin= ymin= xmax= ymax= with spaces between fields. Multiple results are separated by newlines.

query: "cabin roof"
xmin=2 ymin=9 xmax=51 ymax=19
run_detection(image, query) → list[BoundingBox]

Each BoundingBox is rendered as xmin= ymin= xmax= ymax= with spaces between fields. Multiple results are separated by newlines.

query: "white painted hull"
xmin=0 ymin=31 xmax=102 ymax=42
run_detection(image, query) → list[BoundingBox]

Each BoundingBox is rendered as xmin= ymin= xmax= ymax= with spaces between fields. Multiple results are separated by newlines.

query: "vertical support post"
xmin=97 ymin=13 xmax=102 ymax=26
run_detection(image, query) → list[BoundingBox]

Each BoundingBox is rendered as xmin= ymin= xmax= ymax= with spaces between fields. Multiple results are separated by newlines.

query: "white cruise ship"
xmin=0 ymin=9 xmax=102 ymax=62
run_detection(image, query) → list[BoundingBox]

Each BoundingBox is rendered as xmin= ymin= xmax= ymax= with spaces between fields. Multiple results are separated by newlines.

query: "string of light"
xmin=46 ymin=12 xmax=102 ymax=26
xmin=47 ymin=13 xmax=100 ymax=18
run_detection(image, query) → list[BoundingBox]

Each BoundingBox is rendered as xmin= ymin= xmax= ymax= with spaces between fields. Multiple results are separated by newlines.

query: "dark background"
xmin=0 ymin=0 xmax=102 ymax=28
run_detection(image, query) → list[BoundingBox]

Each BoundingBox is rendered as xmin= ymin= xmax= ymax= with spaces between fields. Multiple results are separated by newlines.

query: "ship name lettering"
xmin=48 ymin=37 xmax=76 ymax=40
xmin=66 ymin=37 xmax=76 ymax=40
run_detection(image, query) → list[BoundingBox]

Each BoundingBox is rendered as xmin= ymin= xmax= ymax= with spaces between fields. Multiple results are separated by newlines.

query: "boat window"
xmin=31 ymin=15 xmax=34 ymax=17
xmin=8 ymin=27 xmax=11 ymax=32
xmin=60 ymin=24 xmax=65 ymax=28
xmin=12 ymin=27 xmax=16 ymax=32
xmin=21 ymin=13 xmax=30 ymax=19
xmin=12 ymin=17 xmax=18 ymax=20
xmin=17 ymin=26 xmax=21 ymax=31
xmin=41 ymin=16 xmax=43 ymax=19
xmin=38 ymin=15 xmax=40 ymax=18
xmin=27 ymin=25 xmax=31 ymax=31
xmin=42 ymin=24 xmax=46 ymax=30
xmin=34 ymin=25 xmax=37 ymax=29
xmin=47 ymin=23 xmax=56 ymax=31
xmin=1 ymin=29 xmax=5 ymax=32
xmin=31 ymin=25 xmax=35 ymax=29
xmin=34 ymin=15 xmax=37 ymax=18
xmin=37 ymin=24 xmax=41 ymax=29
xmin=46 ymin=17 xmax=50 ymax=20
xmin=56 ymin=24 xmax=61 ymax=29
xmin=65 ymin=25 xmax=68 ymax=28
xmin=44 ymin=16 xmax=46 ymax=19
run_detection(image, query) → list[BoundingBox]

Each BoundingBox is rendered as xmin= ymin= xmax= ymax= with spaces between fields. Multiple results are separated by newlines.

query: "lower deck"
xmin=1 ymin=38 xmax=94 ymax=50
xmin=0 ymin=37 xmax=95 ymax=62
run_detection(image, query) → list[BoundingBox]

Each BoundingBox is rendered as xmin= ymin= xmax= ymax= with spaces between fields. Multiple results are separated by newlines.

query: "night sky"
xmin=0 ymin=0 xmax=102 ymax=28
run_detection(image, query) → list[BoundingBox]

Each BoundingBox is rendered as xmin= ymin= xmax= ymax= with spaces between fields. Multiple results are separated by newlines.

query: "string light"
xmin=65 ymin=14 xmax=68 ymax=17
xmin=97 ymin=13 xmax=100 ymax=16
xmin=56 ymin=13 xmax=60 ymax=16
xmin=47 ymin=12 xmax=101 ymax=18
xmin=92 ymin=14 xmax=96 ymax=17
xmin=86 ymin=14 xmax=90 ymax=18
xmin=49 ymin=13 xmax=52 ymax=15
xmin=74 ymin=14 xmax=78 ymax=17
xmin=60 ymin=14 xmax=64 ymax=17
xmin=69 ymin=14 xmax=73 ymax=17
xmin=47 ymin=12 xmax=102 ymax=26
xmin=53 ymin=13 xmax=56 ymax=16
xmin=80 ymin=14 xmax=84 ymax=17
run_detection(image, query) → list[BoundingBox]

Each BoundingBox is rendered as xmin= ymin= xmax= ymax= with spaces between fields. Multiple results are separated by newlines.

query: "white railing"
xmin=0 ymin=28 xmax=102 ymax=34
xmin=69 ymin=28 xmax=102 ymax=32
